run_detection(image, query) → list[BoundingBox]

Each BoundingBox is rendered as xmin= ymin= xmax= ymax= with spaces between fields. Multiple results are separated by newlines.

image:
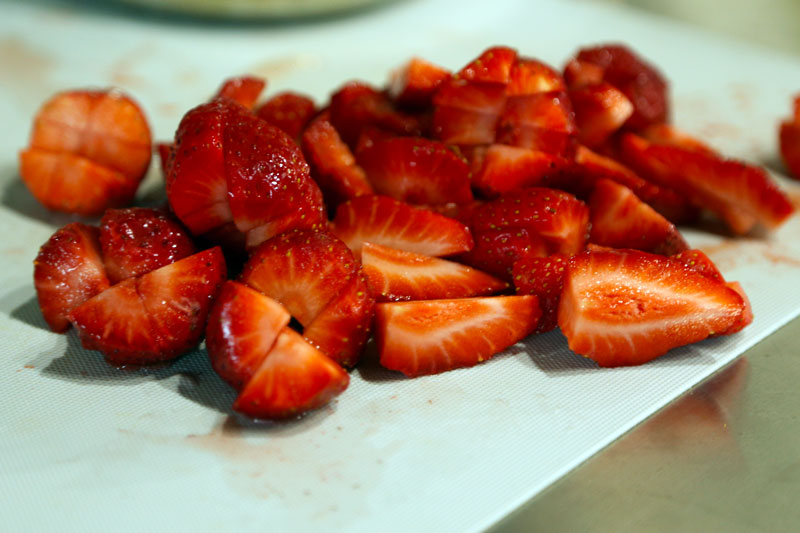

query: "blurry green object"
xmin=117 ymin=0 xmax=394 ymax=18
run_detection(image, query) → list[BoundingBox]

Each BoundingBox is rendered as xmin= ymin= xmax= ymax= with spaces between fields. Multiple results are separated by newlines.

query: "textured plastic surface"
xmin=1 ymin=0 xmax=800 ymax=531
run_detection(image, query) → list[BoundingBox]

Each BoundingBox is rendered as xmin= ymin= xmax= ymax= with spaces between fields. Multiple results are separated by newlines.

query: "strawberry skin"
xmin=558 ymin=249 xmax=745 ymax=367
xmin=206 ymin=281 xmax=291 ymax=390
xmin=240 ymin=229 xmax=359 ymax=327
xmin=357 ymin=136 xmax=473 ymax=205
xmin=330 ymin=195 xmax=474 ymax=260
xmin=361 ymin=242 xmax=507 ymax=302
xmin=256 ymin=91 xmax=317 ymax=142
xmin=512 ymin=253 xmax=569 ymax=333
xmin=456 ymin=227 xmax=549 ymax=281
xmin=99 ymin=207 xmax=196 ymax=283
xmin=376 ymin=295 xmax=541 ymax=377
xmin=34 ymin=223 xmax=110 ymax=332
xmin=69 ymin=247 xmax=226 ymax=365
xmin=588 ymin=178 xmax=688 ymax=255
xmin=233 ymin=327 xmax=349 ymax=420
xmin=213 ymin=75 xmax=266 ymax=109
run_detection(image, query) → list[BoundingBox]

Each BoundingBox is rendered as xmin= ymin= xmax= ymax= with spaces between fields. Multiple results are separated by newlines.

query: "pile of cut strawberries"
xmin=23 ymin=44 xmax=798 ymax=420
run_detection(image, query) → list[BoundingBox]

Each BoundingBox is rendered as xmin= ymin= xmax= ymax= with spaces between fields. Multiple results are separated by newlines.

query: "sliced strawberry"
xmin=354 ymin=126 xmax=397 ymax=155
xmin=572 ymin=144 xmax=697 ymax=224
xmin=464 ymin=187 xmax=590 ymax=256
xmin=720 ymin=281 xmax=753 ymax=335
xmin=205 ymin=281 xmax=291 ymax=390
xmin=19 ymin=149 xmax=136 ymax=216
xmin=223 ymin=113 xmax=326 ymax=243
xmin=458 ymin=46 xmax=518 ymax=84
xmin=472 ymin=144 xmax=570 ymax=197
xmin=388 ymin=57 xmax=451 ymax=109
xmin=27 ymin=89 xmax=152 ymax=183
xmin=569 ymin=82 xmax=633 ymax=147
xmin=233 ymin=327 xmax=349 ymax=420
xmin=34 ymin=223 xmax=110 ymax=332
xmin=495 ymin=91 xmax=577 ymax=154
xmin=456 ymin=227 xmax=548 ymax=281
xmin=563 ymin=59 xmax=605 ymax=89
xmin=573 ymin=44 xmax=669 ymax=130
xmin=507 ymin=57 xmax=566 ymax=95
xmin=240 ymin=229 xmax=359 ymax=327
xmin=376 ymin=295 xmax=541 ymax=377
xmin=99 ymin=207 xmax=196 ymax=283
xmin=621 ymin=133 xmax=794 ymax=233
xmin=301 ymin=111 xmax=373 ymax=209
xmin=779 ymin=95 xmax=800 ymax=180
xmin=167 ymin=99 xmax=248 ymax=235
xmin=639 ymin=124 xmax=715 ymax=155
xmin=329 ymin=82 xmax=421 ymax=147
xmin=303 ymin=272 xmax=375 ymax=368
xmin=588 ymin=179 xmax=688 ymax=255
xmin=213 ymin=75 xmax=266 ymax=109
xmin=557 ymin=249 xmax=745 ymax=367
xmin=361 ymin=242 xmax=507 ymax=302
xmin=512 ymin=253 xmax=569 ymax=333
xmin=432 ymin=80 xmax=507 ymax=145
xmin=330 ymin=195 xmax=474 ymax=259
xmin=357 ymin=136 xmax=473 ymax=205
xmin=671 ymin=249 xmax=724 ymax=282
xmin=256 ymin=91 xmax=317 ymax=141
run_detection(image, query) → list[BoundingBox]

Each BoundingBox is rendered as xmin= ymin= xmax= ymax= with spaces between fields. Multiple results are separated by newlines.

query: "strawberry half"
xmin=671 ymin=249 xmax=723 ymax=282
xmin=302 ymin=111 xmax=373 ymax=209
xmin=376 ymin=295 xmax=541 ymax=377
xmin=361 ymin=242 xmax=507 ymax=302
xmin=779 ymin=95 xmax=800 ymax=180
xmin=69 ymin=247 xmax=226 ymax=365
xmin=99 ymin=207 xmax=196 ymax=283
xmin=256 ymin=91 xmax=317 ymax=142
xmin=458 ymin=46 xmax=518 ymax=84
xmin=569 ymin=82 xmax=633 ymax=147
xmin=432 ymin=80 xmax=507 ymax=145
xmin=330 ymin=195 xmax=474 ymax=260
xmin=456 ymin=227 xmax=548 ymax=281
xmin=34 ymin=223 xmax=110 ymax=332
xmin=512 ymin=253 xmax=569 ymax=333
xmin=495 ymin=91 xmax=577 ymax=155
xmin=588 ymin=178 xmax=688 ymax=255
xmin=558 ymin=249 xmax=745 ymax=367
xmin=223 ymin=113 xmax=326 ymax=247
xmin=357 ymin=136 xmax=473 ymax=205
xmin=472 ymin=144 xmax=570 ymax=198
xmin=388 ymin=57 xmax=451 ymax=109
xmin=233 ymin=327 xmax=349 ymax=420
xmin=213 ymin=75 xmax=266 ymax=110
xmin=206 ymin=281 xmax=291 ymax=390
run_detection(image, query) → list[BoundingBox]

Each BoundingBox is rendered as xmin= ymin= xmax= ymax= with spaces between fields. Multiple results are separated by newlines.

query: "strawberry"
xmin=563 ymin=59 xmax=605 ymax=89
xmin=99 ymin=207 xmax=196 ymax=283
xmin=507 ymin=57 xmax=566 ymax=95
xmin=223 ymin=113 xmax=326 ymax=247
xmin=472 ymin=144 xmax=570 ymax=197
xmin=375 ymin=295 xmax=541 ymax=377
xmin=239 ymin=229 xmax=360 ymax=327
xmin=512 ymin=253 xmax=569 ymax=333
xmin=303 ymin=272 xmax=375 ymax=367
xmin=456 ymin=227 xmax=548 ymax=281
xmin=233 ymin=327 xmax=349 ymax=420
xmin=458 ymin=46 xmax=518 ymax=84
xmin=361 ymin=242 xmax=507 ymax=302
xmin=572 ymin=44 xmax=669 ymax=130
xmin=34 ymin=223 xmax=111 ymax=333
xmin=495 ymin=91 xmax=577 ymax=155
xmin=588 ymin=179 xmax=688 ymax=255
xmin=569 ymin=82 xmax=633 ymax=147
xmin=388 ymin=57 xmax=451 ymax=109
xmin=638 ymin=124 xmax=715 ymax=155
xmin=432 ymin=80 xmax=507 ymax=145
xmin=256 ymin=91 xmax=317 ymax=142
xmin=329 ymin=82 xmax=421 ymax=147
xmin=357 ymin=136 xmax=473 ymax=205
xmin=19 ymin=150 xmax=136 ymax=216
xmin=463 ymin=187 xmax=590 ymax=256
xmin=620 ymin=133 xmax=794 ymax=233
xmin=572 ymin=144 xmax=698 ymax=224
xmin=671 ymin=249 xmax=723 ymax=282
xmin=779 ymin=95 xmax=800 ymax=179
xmin=720 ymin=281 xmax=753 ymax=335
xmin=557 ymin=249 xmax=746 ymax=367
xmin=330 ymin=195 xmax=474 ymax=260
xmin=213 ymin=75 xmax=266 ymax=109
xmin=156 ymin=142 xmax=174 ymax=177
xmin=68 ymin=247 xmax=226 ymax=365
xmin=301 ymin=111 xmax=373 ymax=209
xmin=205 ymin=281 xmax=291 ymax=390
xmin=167 ymin=99 xmax=247 ymax=236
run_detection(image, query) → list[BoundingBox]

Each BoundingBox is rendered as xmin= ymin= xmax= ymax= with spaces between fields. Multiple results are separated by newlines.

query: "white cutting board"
xmin=1 ymin=0 xmax=800 ymax=531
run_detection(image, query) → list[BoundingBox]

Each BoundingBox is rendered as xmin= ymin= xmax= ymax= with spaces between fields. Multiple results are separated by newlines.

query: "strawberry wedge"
xmin=376 ymin=295 xmax=541 ymax=377
xmin=558 ymin=249 xmax=746 ymax=367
